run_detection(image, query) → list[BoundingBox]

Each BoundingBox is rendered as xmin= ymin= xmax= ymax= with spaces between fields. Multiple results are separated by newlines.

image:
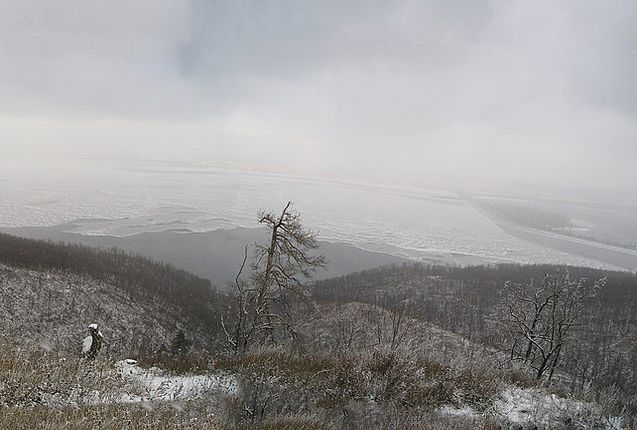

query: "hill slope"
xmin=0 ymin=233 xmax=224 ymax=356
xmin=314 ymin=263 xmax=637 ymax=415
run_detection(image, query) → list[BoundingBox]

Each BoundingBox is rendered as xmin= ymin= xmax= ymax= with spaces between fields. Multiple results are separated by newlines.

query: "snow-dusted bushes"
xmin=214 ymin=297 xmax=628 ymax=429
xmin=215 ymin=346 xmax=517 ymax=428
xmin=0 ymin=343 xmax=232 ymax=429
xmin=314 ymin=263 xmax=637 ymax=425
xmin=137 ymin=350 xmax=210 ymax=375
xmin=491 ymin=386 xmax=619 ymax=429
xmin=0 ymin=263 xmax=216 ymax=357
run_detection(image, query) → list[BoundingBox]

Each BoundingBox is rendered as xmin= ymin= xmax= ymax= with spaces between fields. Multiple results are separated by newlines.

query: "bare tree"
xmin=496 ymin=271 xmax=604 ymax=381
xmin=372 ymin=302 xmax=410 ymax=352
xmin=222 ymin=202 xmax=327 ymax=354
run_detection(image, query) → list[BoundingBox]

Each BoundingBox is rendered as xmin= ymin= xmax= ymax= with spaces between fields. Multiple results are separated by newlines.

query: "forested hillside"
xmin=0 ymin=233 xmax=224 ymax=355
xmin=314 ymin=263 xmax=637 ymax=415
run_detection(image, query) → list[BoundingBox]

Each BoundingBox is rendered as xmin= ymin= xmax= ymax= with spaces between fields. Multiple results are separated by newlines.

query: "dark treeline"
xmin=0 ymin=233 xmax=224 ymax=335
xmin=314 ymin=263 xmax=637 ymax=401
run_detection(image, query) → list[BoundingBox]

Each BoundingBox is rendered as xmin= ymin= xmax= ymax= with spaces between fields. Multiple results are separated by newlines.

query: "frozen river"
xmin=0 ymin=158 xmax=625 ymax=270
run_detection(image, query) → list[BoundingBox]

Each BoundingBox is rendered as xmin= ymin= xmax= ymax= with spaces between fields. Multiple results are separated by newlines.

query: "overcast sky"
xmin=1 ymin=0 xmax=635 ymax=195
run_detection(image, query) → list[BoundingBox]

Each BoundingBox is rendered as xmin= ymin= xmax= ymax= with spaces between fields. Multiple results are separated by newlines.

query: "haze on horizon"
xmin=1 ymin=1 xmax=635 ymax=198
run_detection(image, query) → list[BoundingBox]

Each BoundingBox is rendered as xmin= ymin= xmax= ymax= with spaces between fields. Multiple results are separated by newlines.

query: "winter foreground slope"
xmin=0 ymin=298 xmax=623 ymax=429
xmin=0 ymin=232 xmax=635 ymax=428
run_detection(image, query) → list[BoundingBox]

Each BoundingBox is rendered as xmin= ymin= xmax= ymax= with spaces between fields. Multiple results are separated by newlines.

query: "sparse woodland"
xmin=314 ymin=264 xmax=637 ymax=422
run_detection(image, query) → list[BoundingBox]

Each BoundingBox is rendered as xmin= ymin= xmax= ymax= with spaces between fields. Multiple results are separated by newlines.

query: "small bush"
xmin=452 ymin=369 xmax=500 ymax=410
xmin=405 ymin=380 xmax=455 ymax=408
xmin=257 ymin=414 xmax=333 ymax=430
xmin=215 ymin=348 xmax=337 ymax=381
xmin=137 ymin=351 xmax=210 ymax=374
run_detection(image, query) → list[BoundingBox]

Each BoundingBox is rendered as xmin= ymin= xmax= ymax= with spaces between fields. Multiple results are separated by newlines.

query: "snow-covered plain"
xmin=0 ymin=158 xmax=620 ymax=270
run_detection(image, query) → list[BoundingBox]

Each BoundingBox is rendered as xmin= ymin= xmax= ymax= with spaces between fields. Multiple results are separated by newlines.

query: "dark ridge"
xmin=0 ymin=232 xmax=220 ymax=326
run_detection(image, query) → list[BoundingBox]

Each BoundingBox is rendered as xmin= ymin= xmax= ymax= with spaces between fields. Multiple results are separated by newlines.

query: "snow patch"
xmin=494 ymin=387 xmax=620 ymax=429
xmin=114 ymin=359 xmax=237 ymax=403
xmin=438 ymin=405 xmax=477 ymax=418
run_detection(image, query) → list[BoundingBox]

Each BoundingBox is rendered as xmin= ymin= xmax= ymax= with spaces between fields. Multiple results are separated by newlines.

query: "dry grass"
xmin=0 ymin=401 xmax=223 ymax=430
xmin=215 ymin=348 xmax=336 ymax=379
xmin=0 ymin=344 xmax=119 ymax=407
xmin=0 ymin=343 xmax=225 ymax=429
xmin=214 ymin=346 xmax=521 ymax=430
xmin=137 ymin=351 xmax=212 ymax=375
xmin=222 ymin=413 xmax=333 ymax=430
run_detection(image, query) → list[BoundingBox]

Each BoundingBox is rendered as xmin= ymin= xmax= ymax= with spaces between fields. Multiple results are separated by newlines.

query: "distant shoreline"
xmin=2 ymin=212 xmax=632 ymax=289
xmin=495 ymin=220 xmax=637 ymax=272
xmin=469 ymin=202 xmax=637 ymax=272
xmin=0 ymin=223 xmax=414 ymax=288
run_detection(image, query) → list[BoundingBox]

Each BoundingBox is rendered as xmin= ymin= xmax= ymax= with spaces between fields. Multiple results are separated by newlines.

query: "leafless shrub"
xmin=494 ymin=271 xmax=605 ymax=381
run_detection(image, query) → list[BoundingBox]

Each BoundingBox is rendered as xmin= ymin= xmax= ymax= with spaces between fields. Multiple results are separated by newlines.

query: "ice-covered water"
xmin=0 ymin=158 xmax=617 ymax=269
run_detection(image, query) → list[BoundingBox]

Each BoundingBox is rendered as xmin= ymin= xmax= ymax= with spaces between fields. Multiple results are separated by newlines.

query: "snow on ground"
xmin=113 ymin=359 xmax=237 ymax=404
xmin=492 ymin=387 xmax=622 ymax=429
xmin=438 ymin=405 xmax=477 ymax=418
xmin=435 ymin=386 xmax=623 ymax=429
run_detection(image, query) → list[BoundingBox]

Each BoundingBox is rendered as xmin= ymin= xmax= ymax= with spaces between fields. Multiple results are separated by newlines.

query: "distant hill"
xmin=0 ymin=233 xmax=224 ymax=357
xmin=314 ymin=263 xmax=637 ymax=396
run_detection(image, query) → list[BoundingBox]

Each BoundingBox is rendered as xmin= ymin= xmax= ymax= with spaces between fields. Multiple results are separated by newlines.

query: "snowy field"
xmin=0 ymin=158 xmax=621 ymax=270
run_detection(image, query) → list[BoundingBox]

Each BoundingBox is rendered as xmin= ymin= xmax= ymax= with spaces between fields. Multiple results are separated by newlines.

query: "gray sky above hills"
xmin=1 ymin=1 xmax=635 ymax=195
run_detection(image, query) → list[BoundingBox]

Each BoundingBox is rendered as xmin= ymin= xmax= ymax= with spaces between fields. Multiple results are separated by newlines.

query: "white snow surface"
xmin=438 ymin=405 xmax=477 ymax=418
xmin=495 ymin=387 xmax=584 ymax=424
xmin=493 ymin=387 xmax=620 ymax=429
xmin=113 ymin=359 xmax=237 ymax=403
xmin=435 ymin=386 xmax=622 ymax=429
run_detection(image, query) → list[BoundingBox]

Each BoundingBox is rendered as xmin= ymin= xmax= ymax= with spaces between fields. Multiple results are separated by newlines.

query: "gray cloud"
xmin=0 ymin=0 xmax=635 ymax=195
